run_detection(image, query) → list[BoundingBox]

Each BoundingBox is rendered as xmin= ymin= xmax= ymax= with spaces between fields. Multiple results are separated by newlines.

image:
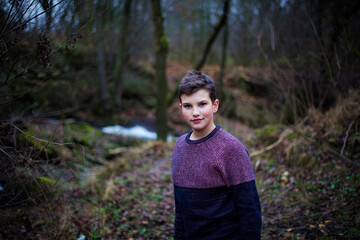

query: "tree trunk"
xmin=150 ymin=0 xmax=168 ymax=141
xmin=97 ymin=39 xmax=110 ymax=111
xmin=195 ymin=0 xmax=230 ymax=71
xmin=95 ymin=6 xmax=110 ymax=112
xmin=39 ymin=0 xmax=53 ymax=35
xmin=46 ymin=0 xmax=53 ymax=34
xmin=114 ymin=0 xmax=131 ymax=113
xmin=217 ymin=0 xmax=230 ymax=102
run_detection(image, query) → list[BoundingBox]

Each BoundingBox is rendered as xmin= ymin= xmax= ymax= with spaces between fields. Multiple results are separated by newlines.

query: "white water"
xmin=102 ymin=125 xmax=157 ymax=140
xmin=102 ymin=125 xmax=176 ymax=142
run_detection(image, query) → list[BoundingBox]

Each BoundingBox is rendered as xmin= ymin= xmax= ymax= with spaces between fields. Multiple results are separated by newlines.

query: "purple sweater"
xmin=171 ymin=126 xmax=261 ymax=239
xmin=172 ymin=126 xmax=255 ymax=188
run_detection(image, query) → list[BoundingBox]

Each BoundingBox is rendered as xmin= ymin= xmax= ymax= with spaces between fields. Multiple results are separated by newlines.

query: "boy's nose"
xmin=192 ymin=107 xmax=200 ymax=116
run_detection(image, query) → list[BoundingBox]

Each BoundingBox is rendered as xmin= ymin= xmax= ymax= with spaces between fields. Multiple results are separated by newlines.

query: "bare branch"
xmin=340 ymin=119 xmax=355 ymax=156
xmin=250 ymin=128 xmax=293 ymax=157
xmin=10 ymin=123 xmax=70 ymax=146
xmin=0 ymin=0 xmax=66 ymax=38
xmin=195 ymin=0 xmax=230 ymax=70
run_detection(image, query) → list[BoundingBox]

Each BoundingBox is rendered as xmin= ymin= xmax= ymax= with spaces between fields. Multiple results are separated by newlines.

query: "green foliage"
xmin=263 ymin=156 xmax=275 ymax=171
xmin=0 ymin=167 xmax=60 ymax=207
xmin=160 ymin=35 xmax=169 ymax=48
xmin=37 ymin=71 xmax=47 ymax=79
xmin=39 ymin=176 xmax=57 ymax=188
xmin=254 ymin=124 xmax=280 ymax=139
xmin=64 ymin=122 xmax=101 ymax=147
xmin=225 ymin=56 xmax=235 ymax=67
xmin=22 ymin=128 xmax=50 ymax=151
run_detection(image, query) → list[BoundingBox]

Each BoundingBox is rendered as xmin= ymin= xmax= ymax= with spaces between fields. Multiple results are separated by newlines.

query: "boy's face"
xmin=180 ymin=89 xmax=219 ymax=137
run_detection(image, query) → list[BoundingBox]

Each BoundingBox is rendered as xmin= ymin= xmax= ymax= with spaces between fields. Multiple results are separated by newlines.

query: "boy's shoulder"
xmin=173 ymin=133 xmax=187 ymax=148
xmin=176 ymin=132 xmax=187 ymax=142
xmin=218 ymin=128 xmax=243 ymax=144
xmin=218 ymin=128 xmax=249 ymax=154
xmin=218 ymin=128 xmax=238 ymax=139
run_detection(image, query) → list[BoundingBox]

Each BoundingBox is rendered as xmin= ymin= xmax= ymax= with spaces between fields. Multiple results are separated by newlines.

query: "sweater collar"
xmin=185 ymin=125 xmax=221 ymax=144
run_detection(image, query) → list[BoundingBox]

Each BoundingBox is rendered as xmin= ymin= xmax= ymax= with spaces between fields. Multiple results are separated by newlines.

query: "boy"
xmin=171 ymin=70 xmax=261 ymax=239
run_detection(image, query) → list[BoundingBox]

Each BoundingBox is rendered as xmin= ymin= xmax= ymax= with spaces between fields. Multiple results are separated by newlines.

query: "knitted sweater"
xmin=171 ymin=126 xmax=261 ymax=240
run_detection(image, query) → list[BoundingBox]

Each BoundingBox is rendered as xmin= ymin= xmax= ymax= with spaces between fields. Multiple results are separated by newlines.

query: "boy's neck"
xmin=190 ymin=122 xmax=216 ymax=140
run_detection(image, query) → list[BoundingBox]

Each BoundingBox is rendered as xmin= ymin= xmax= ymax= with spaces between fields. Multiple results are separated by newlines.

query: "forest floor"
xmin=1 ymin=118 xmax=359 ymax=240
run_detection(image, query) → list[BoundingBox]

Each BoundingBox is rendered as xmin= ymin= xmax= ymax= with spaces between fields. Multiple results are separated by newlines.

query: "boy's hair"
xmin=178 ymin=70 xmax=217 ymax=103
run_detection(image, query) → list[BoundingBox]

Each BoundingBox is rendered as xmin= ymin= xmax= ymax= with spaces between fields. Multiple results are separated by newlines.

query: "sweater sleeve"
xmin=231 ymin=181 xmax=262 ymax=239
xmin=216 ymin=138 xmax=255 ymax=187
xmin=217 ymin=138 xmax=261 ymax=238
xmin=173 ymin=189 xmax=185 ymax=239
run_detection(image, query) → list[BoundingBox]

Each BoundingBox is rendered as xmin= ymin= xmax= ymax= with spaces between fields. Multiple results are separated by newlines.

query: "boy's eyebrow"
xmin=182 ymin=99 xmax=209 ymax=104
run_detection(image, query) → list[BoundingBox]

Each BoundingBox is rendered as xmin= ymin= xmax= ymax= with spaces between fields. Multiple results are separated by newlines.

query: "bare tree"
xmin=39 ymin=0 xmax=53 ymax=35
xmin=113 ymin=0 xmax=131 ymax=113
xmin=95 ymin=1 xmax=110 ymax=112
xmin=195 ymin=0 xmax=230 ymax=71
xmin=217 ymin=0 xmax=231 ymax=101
xmin=150 ymin=0 xmax=169 ymax=141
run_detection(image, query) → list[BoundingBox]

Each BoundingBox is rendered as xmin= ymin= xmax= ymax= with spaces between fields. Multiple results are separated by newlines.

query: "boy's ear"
xmin=213 ymin=99 xmax=219 ymax=113
xmin=179 ymin=103 xmax=182 ymax=109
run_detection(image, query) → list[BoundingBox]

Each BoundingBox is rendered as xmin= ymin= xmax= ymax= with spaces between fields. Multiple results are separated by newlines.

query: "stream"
xmin=102 ymin=125 xmax=157 ymax=140
xmin=102 ymin=124 xmax=176 ymax=141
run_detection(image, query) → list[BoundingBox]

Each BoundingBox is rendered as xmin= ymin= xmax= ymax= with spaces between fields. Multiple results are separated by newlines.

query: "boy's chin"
xmin=191 ymin=124 xmax=207 ymax=132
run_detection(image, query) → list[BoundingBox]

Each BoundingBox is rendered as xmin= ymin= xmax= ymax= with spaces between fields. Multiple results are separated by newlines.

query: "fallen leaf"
xmin=318 ymin=223 xmax=325 ymax=229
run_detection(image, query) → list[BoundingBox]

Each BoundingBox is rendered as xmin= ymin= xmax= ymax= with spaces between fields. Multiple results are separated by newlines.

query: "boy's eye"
xmin=183 ymin=104 xmax=191 ymax=108
xmin=200 ymin=102 xmax=207 ymax=106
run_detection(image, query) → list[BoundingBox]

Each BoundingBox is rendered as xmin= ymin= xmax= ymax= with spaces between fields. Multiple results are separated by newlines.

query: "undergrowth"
xmin=0 ymin=89 xmax=359 ymax=239
xmin=248 ymin=90 xmax=360 ymax=239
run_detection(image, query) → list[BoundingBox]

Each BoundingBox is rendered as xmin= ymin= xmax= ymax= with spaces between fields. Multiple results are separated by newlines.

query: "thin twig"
xmin=10 ymin=123 xmax=70 ymax=146
xmin=1 ymin=0 xmax=66 ymax=38
xmin=0 ymin=147 xmax=15 ymax=161
xmin=340 ymin=119 xmax=355 ymax=156
xmin=0 ymin=1 xmax=15 ymax=36
xmin=1 ymin=4 xmax=102 ymax=95
xmin=250 ymin=128 xmax=293 ymax=157
xmin=304 ymin=9 xmax=333 ymax=83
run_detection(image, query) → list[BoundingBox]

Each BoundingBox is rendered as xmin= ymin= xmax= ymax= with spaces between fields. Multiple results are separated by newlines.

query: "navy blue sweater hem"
xmin=173 ymin=180 xmax=261 ymax=240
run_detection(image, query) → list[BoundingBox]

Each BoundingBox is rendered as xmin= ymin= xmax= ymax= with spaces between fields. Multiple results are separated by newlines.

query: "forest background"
xmin=0 ymin=0 xmax=359 ymax=239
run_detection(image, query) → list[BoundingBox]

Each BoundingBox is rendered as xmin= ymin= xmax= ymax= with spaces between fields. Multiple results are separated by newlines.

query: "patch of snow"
xmin=102 ymin=125 xmax=157 ymax=140
xmin=167 ymin=135 xmax=176 ymax=142
xmin=77 ymin=234 xmax=86 ymax=240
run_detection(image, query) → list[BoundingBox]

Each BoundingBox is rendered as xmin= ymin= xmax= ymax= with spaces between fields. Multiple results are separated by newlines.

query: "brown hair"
xmin=178 ymin=70 xmax=217 ymax=103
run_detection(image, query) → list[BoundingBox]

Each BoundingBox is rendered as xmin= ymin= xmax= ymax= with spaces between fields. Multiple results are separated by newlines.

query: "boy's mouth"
xmin=191 ymin=118 xmax=203 ymax=123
